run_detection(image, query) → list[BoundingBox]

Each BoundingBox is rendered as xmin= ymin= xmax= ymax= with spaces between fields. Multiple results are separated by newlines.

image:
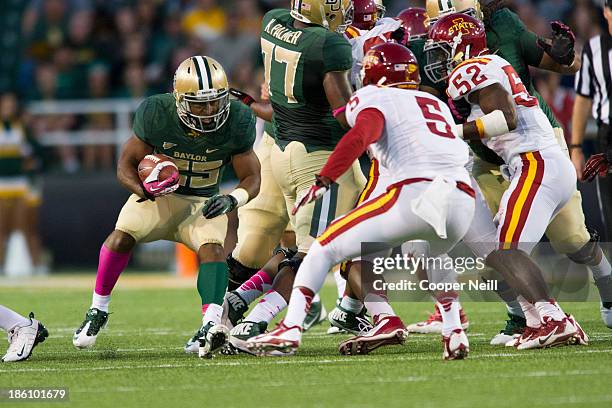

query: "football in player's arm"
xmin=73 ymin=56 xmax=261 ymax=359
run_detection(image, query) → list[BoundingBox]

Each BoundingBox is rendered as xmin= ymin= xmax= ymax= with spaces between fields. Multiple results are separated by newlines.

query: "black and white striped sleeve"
xmin=575 ymin=40 xmax=595 ymax=98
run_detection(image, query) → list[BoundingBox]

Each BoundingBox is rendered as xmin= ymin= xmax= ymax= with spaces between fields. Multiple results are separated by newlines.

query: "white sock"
xmin=436 ymin=300 xmax=462 ymax=336
xmin=202 ymin=303 xmax=224 ymax=325
xmin=91 ymin=293 xmax=111 ymax=312
xmin=333 ymin=269 xmax=346 ymax=298
xmin=590 ymin=253 xmax=612 ymax=280
xmin=517 ymin=297 xmax=541 ymax=328
xmin=535 ymin=300 xmax=565 ymax=322
xmin=0 ymin=305 xmax=29 ymax=331
xmin=283 ymin=287 xmax=312 ymax=328
xmin=245 ymin=291 xmax=287 ymax=324
xmin=340 ymin=296 xmax=363 ymax=314
xmin=364 ymin=293 xmax=395 ymax=318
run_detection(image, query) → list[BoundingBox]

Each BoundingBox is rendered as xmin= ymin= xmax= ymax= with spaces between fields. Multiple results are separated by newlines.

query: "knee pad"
xmin=278 ymin=255 xmax=304 ymax=276
xmin=227 ymin=255 xmax=259 ymax=291
xmin=339 ymin=260 xmax=352 ymax=280
xmin=567 ymin=228 xmax=600 ymax=265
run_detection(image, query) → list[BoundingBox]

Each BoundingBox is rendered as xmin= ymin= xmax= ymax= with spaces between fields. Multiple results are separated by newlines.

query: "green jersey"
xmin=133 ymin=94 xmax=256 ymax=197
xmin=261 ymin=9 xmax=352 ymax=151
xmin=486 ymin=8 xmax=560 ymax=129
xmin=0 ymin=121 xmax=28 ymax=177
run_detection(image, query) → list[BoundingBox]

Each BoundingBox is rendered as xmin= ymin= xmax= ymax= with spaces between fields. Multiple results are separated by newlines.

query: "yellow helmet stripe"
xmin=191 ymin=56 xmax=205 ymax=90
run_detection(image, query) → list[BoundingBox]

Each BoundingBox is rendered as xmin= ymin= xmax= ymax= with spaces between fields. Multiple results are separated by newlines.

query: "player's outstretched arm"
xmin=536 ymin=21 xmax=580 ymax=74
xmin=231 ymin=149 xmax=261 ymax=201
xmin=323 ymin=70 xmax=353 ymax=129
xmin=229 ymin=88 xmax=274 ymax=122
xmin=117 ymin=135 xmax=153 ymax=199
xmin=457 ymin=83 xmax=517 ymax=141
xmin=202 ymin=149 xmax=261 ymax=219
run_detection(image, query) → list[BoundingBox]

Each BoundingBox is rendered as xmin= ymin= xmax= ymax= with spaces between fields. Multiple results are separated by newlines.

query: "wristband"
xmin=568 ymin=144 xmax=582 ymax=150
xmin=476 ymin=110 xmax=509 ymax=138
xmin=453 ymin=124 xmax=464 ymax=139
xmin=332 ymin=105 xmax=346 ymax=118
xmin=229 ymin=188 xmax=249 ymax=207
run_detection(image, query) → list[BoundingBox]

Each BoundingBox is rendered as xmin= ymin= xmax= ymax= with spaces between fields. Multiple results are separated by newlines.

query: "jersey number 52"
xmin=261 ymin=38 xmax=302 ymax=104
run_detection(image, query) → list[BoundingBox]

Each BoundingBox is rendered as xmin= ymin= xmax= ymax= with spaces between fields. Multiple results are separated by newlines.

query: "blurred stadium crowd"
xmin=0 ymin=0 xmax=606 ymax=173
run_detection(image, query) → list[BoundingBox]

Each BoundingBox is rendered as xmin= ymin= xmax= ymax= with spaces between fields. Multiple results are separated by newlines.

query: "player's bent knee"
xmin=104 ymin=230 xmax=136 ymax=253
xmin=566 ymin=229 xmax=601 ymax=265
xmin=197 ymin=243 xmax=225 ymax=263
xmin=227 ymin=255 xmax=260 ymax=290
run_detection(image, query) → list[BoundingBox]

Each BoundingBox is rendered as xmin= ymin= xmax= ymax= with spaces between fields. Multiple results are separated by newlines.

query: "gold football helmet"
xmin=425 ymin=0 xmax=482 ymax=22
xmin=173 ymin=56 xmax=230 ymax=134
xmin=375 ymin=0 xmax=386 ymax=18
xmin=290 ymin=0 xmax=353 ymax=33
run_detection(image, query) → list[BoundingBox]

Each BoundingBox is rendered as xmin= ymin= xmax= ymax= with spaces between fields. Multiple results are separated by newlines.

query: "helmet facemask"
xmin=176 ymin=89 xmax=230 ymax=134
xmin=424 ymin=32 xmax=468 ymax=83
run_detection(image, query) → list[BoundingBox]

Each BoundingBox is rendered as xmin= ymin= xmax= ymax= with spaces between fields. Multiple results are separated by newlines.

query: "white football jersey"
xmin=345 ymin=18 xmax=402 ymax=88
xmin=446 ymin=54 xmax=557 ymax=163
xmin=345 ymin=85 xmax=471 ymax=184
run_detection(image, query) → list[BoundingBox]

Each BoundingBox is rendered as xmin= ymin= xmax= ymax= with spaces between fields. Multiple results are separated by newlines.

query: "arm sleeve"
xmin=575 ymin=41 xmax=595 ymax=98
xmin=511 ymin=11 xmax=544 ymax=67
xmin=319 ymin=108 xmax=384 ymax=182
xmin=233 ymin=107 xmax=257 ymax=154
xmin=323 ymin=33 xmax=353 ymax=73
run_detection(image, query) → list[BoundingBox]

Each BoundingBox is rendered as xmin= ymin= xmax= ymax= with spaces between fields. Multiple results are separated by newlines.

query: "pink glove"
xmin=142 ymin=162 xmax=180 ymax=198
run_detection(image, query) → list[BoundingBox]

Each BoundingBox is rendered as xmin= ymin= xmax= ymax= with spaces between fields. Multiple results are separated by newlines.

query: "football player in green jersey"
xmin=408 ymin=0 xmax=612 ymax=344
xmin=72 ymin=56 xmax=261 ymax=359
xmin=220 ymin=0 xmax=367 ymax=348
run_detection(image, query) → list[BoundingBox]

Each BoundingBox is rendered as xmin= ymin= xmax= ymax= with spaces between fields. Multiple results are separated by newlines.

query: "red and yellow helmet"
xmin=396 ymin=7 xmax=429 ymax=43
xmin=361 ymin=42 xmax=420 ymax=89
xmin=352 ymin=0 xmax=378 ymax=30
xmin=423 ymin=13 xmax=487 ymax=83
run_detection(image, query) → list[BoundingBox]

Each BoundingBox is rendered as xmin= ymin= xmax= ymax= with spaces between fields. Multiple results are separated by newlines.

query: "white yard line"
xmin=4 ymin=348 xmax=612 ymax=374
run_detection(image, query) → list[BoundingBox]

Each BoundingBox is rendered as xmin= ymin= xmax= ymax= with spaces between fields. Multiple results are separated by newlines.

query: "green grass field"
xmin=1 ymin=279 xmax=612 ymax=408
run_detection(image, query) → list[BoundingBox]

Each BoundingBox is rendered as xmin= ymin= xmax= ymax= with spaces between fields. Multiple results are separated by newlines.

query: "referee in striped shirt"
xmin=572 ymin=0 xmax=612 ymax=240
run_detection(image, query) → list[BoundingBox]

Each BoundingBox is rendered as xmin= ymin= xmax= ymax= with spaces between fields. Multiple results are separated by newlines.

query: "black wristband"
xmin=568 ymin=144 xmax=582 ymax=150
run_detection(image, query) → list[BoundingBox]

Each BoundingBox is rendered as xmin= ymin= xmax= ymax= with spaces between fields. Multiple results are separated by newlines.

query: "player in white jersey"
xmin=426 ymin=13 xmax=583 ymax=349
xmin=246 ymin=43 xmax=476 ymax=358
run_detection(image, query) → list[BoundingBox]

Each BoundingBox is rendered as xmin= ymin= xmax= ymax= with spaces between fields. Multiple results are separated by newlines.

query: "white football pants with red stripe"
xmin=293 ymin=180 xmax=475 ymax=293
xmin=496 ymin=146 xmax=576 ymax=252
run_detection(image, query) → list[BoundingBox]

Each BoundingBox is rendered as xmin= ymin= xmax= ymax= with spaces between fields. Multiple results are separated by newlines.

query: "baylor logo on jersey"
xmin=173 ymin=151 xmax=208 ymax=162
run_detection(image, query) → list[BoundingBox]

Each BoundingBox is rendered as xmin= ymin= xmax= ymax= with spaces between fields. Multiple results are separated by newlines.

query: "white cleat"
xmin=566 ymin=314 xmax=589 ymax=346
xmin=491 ymin=333 xmax=520 ymax=346
xmin=246 ymin=320 xmax=302 ymax=357
xmin=505 ymin=326 xmax=539 ymax=348
xmin=73 ymin=308 xmax=109 ymax=349
xmin=516 ymin=316 xmax=577 ymax=350
xmin=2 ymin=314 xmax=49 ymax=362
xmin=406 ymin=305 xmax=469 ymax=334
xmin=198 ymin=323 xmax=229 ymax=359
xmin=442 ymin=328 xmax=469 ymax=360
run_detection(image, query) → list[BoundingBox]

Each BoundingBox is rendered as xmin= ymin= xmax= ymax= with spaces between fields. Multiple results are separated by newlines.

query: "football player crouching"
xmin=72 ymin=56 xmax=261 ymax=359
xmin=247 ymin=42 xmax=476 ymax=358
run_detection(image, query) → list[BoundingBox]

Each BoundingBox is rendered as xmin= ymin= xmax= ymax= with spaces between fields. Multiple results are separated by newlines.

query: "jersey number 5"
xmin=415 ymin=96 xmax=455 ymax=139
xmin=261 ymin=38 xmax=302 ymax=104
xmin=501 ymin=65 xmax=538 ymax=108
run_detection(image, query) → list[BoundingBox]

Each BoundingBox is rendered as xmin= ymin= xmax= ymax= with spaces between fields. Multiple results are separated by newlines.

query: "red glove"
xmin=537 ymin=21 xmax=575 ymax=66
xmin=142 ymin=162 xmax=180 ymax=198
xmin=292 ymin=175 xmax=331 ymax=215
xmin=582 ymin=153 xmax=610 ymax=182
xmin=229 ymin=88 xmax=255 ymax=106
